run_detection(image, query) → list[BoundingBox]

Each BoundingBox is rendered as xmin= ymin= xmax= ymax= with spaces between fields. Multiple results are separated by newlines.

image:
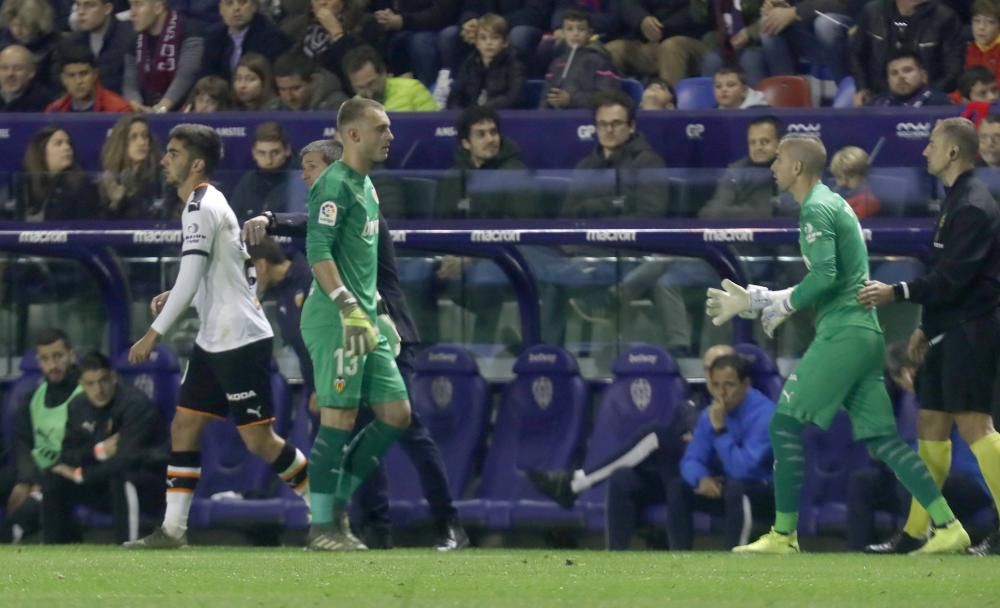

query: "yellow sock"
xmin=902 ymin=440 xmax=951 ymax=538
xmin=970 ymin=433 xmax=1000 ymax=522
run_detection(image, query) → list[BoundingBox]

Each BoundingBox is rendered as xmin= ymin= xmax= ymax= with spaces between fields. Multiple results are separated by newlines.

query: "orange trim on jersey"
xmin=166 ymin=488 xmax=194 ymax=494
xmin=166 ymin=470 xmax=201 ymax=479
xmin=176 ymin=405 xmax=225 ymax=420
xmin=237 ymin=417 xmax=276 ymax=429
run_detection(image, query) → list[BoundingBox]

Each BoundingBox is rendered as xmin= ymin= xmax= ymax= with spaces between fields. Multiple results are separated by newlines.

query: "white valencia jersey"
xmin=174 ymin=184 xmax=272 ymax=352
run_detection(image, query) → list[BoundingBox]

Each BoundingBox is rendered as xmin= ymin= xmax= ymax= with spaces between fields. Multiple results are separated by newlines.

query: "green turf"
xmin=1 ymin=546 xmax=998 ymax=608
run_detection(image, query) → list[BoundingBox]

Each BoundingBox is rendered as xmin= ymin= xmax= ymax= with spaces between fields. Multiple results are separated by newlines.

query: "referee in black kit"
xmin=860 ymin=117 xmax=1000 ymax=555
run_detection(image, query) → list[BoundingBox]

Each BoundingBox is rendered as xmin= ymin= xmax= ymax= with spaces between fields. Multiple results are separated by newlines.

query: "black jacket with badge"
xmin=902 ymin=171 xmax=1000 ymax=337
xmin=562 ymin=132 xmax=667 ymax=218
xmin=59 ymin=384 xmax=168 ymax=484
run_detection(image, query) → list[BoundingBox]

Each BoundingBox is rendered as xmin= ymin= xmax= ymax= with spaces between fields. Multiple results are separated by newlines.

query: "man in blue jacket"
xmin=667 ymin=353 xmax=776 ymax=550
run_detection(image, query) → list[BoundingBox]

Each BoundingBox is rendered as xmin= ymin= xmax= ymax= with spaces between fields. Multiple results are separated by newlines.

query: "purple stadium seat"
xmin=113 ymin=345 xmax=180 ymax=426
xmin=459 ymin=345 xmax=589 ymax=528
xmin=576 ymin=345 xmax=687 ymax=529
xmin=383 ymin=345 xmax=490 ymax=524
xmin=675 ymin=77 xmax=715 ymax=110
xmin=733 ymin=343 xmax=783 ymax=402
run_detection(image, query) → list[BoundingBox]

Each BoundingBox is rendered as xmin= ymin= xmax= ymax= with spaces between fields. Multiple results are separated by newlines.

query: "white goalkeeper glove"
xmin=760 ymin=288 xmax=795 ymax=338
xmin=705 ymin=280 xmax=773 ymax=326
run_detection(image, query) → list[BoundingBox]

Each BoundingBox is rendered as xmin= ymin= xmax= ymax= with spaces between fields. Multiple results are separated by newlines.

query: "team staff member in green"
xmin=706 ymin=134 xmax=970 ymax=554
xmin=303 ymin=97 xmax=411 ymax=551
xmin=7 ymin=329 xmax=83 ymax=541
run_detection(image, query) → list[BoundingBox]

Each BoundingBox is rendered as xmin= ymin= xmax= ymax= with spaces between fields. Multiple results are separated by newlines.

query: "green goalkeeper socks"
xmin=333 ymin=419 xmax=404 ymax=511
xmin=308 ymin=425 xmax=351 ymax=526
xmin=769 ymin=413 xmax=806 ymax=534
xmin=865 ymin=435 xmax=956 ymax=527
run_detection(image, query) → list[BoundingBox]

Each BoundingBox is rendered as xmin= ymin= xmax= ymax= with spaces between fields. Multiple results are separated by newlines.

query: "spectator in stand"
xmin=967 ymin=0 xmax=1000 ymax=87
xmin=539 ymin=9 xmax=620 ymax=110
xmin=439 ymin=0 xmax=552 ymax=74
xmin=283 ymin=0 xmax=383 ymax=93
xmin=713 ymin=65 xmax=768 ymax=109
xmin=604 ymin=0 xmax=711 ymax=86
xmin=701 ymin=116 xmax=782 ymax=218
xmin=851 ymin=0 xmax=963 ymax=106
xmin=201 ymin=0 xmax=291 ymax=82
xmin=99 ymin=115 xmax=169 ymax=219
xmin=0 ymin=44 xmax=56 ymax=111
xmin=343 ymin=44 xmax=437 ymax=111
xmin=65 ymin=0 xmax=135 ymax=94
xmin=639 ymin=77 xmax=676 ymax=110
xmin=955 ymin=65 xmax=1000 ymax=103
xmin=19 ymin=125 xmax=100 ymax=222
xmin=230 ymin=122 xmax=305 ymax=221
xmin=830 ymin=145 xmax=881 ymax=219
xmin=758 ymin=0 xmax=855 ymax=83
xmin=183 ymin=75 xmax=237 ymax=111
xmin=868 ymin=48 xmax=951 ymax=107
xmin=700 ymin=0 xmax=768 ymax=86
xmin=42 ymin=352 xmax=168 ymax=544
xmin=977 ymin=113 xmax=1000 ymax=168
xmin=124 ymin=0 xmax=204 ymax=113
xmin=273 ymin=51 xmax=348 ymax=111
xmin=447 ymin=13 xmax=526 ymax=109
xmin=232 ymin=51 xmax=279 ymax=110
xmin=563 ymin=89 xmax=667 ymax=218
xmin=0 ymin=0 xmax=60 ymax=90
xmin=46 ymin=44 xmax=133 ymax=112
xmin=8 ymin=330 xmax=83 ymax=543
xmin=371 ymin=0 xmax=461 ymax=87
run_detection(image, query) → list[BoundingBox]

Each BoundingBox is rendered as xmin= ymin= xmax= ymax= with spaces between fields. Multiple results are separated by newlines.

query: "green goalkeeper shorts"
xmin=304 ymin=323 xmax=409 ymax=409
xmin=777 ymin=327 xmax=897 ymax=440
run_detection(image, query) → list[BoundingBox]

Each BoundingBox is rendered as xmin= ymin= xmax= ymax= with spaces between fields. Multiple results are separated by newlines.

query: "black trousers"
xmin=352 ymin=344 xmax=458 ymax=530
xmin=0 ymin=465 xmax=41 ymax=542
xmin=665 ymin=477 xmax=775 ymax=550
xmin=41 ymin=469 xmax=164 ymax=544
xmin=846 ymin=465 xmax=996 ymax=550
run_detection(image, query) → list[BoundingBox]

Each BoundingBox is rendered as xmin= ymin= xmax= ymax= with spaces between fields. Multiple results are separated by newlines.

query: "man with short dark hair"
xmin=125 ymin=123 xmax=310 ymax=549
xmin=273 ymin=52 xmax=348 ymax=112
xmin=0 ymin=45 xmax=56 ymax=112
xmin=230 ymin=121 xmax=306 ymax=221
xmin=343 ymin=45 xmax=437 ymax=111
xmin=201 ymin=0 xmax=291 ymax=81
xmin=46 ymin=45 xmax=133 ymax=112
xmin=977 ymin=114 xmax=1000 ymax=169
xmin=65 ymin=0 xmax=135 ymax=94
xmin=42 ymin=352 xmax=168 ymax=544
xmin=8 ymin=329 xmax=83 ymax=542
xmin=869 ymin=49 xmax=951 ymax=107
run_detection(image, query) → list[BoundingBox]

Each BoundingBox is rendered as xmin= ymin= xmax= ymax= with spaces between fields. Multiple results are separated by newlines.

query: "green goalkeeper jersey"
xmin=301 ymin=160 xmax=381 ymax=329
xmin=789 ymin=181 xmax=881 ymax=336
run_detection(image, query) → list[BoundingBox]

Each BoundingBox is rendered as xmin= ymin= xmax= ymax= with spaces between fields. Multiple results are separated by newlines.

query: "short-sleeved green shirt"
xmin=790 ymin=182 xmax=881 ymax=336
xmin=301 ymin=160 xmax=381 ymax=329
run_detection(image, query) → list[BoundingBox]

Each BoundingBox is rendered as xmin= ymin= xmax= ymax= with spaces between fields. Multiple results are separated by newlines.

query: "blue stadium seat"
xmin=383 ymin=345 xmax=490 ymax=524
xmin=675 ymin=77 xmax=715 ymax=110
xmin=621 ymin=78 xmax=644 ymax=105
xmin=733 ymin=343 xmax=783 ymax=402
xmin=458 ymin=345 xmax=589 ymax=528
xmin=524 ymin=79 xmax=545 ymax=108
xmin=575 ymin=345 xmax=688 ymax=530
xmin=833 ymin=77 xmax=856 ymax=109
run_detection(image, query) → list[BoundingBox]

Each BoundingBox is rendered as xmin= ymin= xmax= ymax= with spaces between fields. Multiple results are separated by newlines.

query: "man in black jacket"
xmin=0 ymin=45 xmax=57 ymax=112
xmin=201 ymin=0 xmax=291 ymax=81
xmin=7 ymin=329 xmax=82 ymax=542
xmin=43 ymin=352 xmax=168 ymax=544
xmin=860 ymin=117 xmax=1000 ymax=555
xmin=66 ymin=0 xmax=135 ymax=93
xmin=243 ymin=140 xmax=469 ymax=551
xmin=850 ymin=0 xmax=963 ymax=105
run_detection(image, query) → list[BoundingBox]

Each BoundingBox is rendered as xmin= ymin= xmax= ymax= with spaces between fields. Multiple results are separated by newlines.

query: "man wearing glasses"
xmin=977 ymin=115 xmax=1000 ymax=170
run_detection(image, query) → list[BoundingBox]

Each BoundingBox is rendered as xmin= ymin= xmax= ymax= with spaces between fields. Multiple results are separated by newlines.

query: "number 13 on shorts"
xmin=334 ymin=348 xmax=359 ymax=377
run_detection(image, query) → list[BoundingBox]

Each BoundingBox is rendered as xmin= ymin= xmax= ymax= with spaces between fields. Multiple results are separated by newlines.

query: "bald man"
xmin=0 ymin=45 xmax=56 ymax=112
xmin=706 ymin=135 xmax=970 ymax=555
xmin=527 ymin=345 xmax=732 ymax=550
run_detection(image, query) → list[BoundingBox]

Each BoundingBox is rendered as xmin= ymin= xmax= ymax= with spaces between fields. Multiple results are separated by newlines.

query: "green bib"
xmin=29 ymin=382 xmax=82 ymax=470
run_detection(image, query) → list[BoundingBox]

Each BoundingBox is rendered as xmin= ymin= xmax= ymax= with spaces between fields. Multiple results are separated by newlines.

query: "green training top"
xmin=301 ymin=160 xmax=381 ymax=329
xmin=789 ymin=181 xmax=881 ymax=335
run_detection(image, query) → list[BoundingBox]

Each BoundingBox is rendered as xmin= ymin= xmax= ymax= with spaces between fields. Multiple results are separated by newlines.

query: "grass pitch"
xmin=2 ymin=546 xmax=999 ymax=608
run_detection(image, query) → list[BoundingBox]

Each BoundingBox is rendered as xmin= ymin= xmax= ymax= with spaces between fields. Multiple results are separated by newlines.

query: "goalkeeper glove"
xmin=330 ymin=287 xmax=377 ymax=357
xmin=760 ymin=288 xmax=795 ymax=338
xmin=705 ymin=280 xmax=773 ymax=326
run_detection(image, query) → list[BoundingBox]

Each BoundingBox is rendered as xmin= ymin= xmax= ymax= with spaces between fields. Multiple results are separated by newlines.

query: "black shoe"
xmin=968 ymin=530 xmax=1000 ymax=556
xmin=865 ymin=531 xmax=925 ymax=554
xmin=434 ymin=519 xmax=469 ymax=551
xmin=363 ymin=525 xmax=393 ymax=550
xmin=526 ymin=469 xmax=577 ymax=510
